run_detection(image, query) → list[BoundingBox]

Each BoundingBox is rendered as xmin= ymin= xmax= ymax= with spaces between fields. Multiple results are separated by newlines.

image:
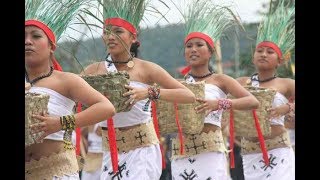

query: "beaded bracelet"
xmin=60 ymin=115 xmax=76 ymax=149
xmin=148 ymin=85 xmax=160 ymax=101
xmin=217 ymin=99 xmax=232 ymax=110
xmin=286 ymin=102 xmax=295 ymax=114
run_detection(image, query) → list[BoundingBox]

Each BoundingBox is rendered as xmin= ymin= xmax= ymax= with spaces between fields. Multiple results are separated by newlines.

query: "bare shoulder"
xmin=212 ymin=73 xmax=237 ymax=82
xmin=277 ymin=77 xmax=295 ymax=98
xmin=136 ymin=58 xmax=158 ymax=68
xmin=236 ymin=76 xmax=250 ymax=86
xmin=82 ymin=61 xmax=105 ymax=75
xmin=278 ymin=77 xmax=295 ymax=86
xmin=56 ymin=71 xmax=83 ymax=82
xmin=135 ymin=58 xmax=162 ymax=72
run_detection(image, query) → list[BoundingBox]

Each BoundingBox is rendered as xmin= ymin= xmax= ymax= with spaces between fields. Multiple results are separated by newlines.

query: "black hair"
xmin=206 ymin=42 xmax=215 ymax=73
xmin=130 ymin=41 xmax=140 ymax=58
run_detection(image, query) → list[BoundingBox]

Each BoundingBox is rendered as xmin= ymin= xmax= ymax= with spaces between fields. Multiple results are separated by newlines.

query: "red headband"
xmin=104 ymin=17 xmax=137 ymax=35
xmin=25 ymin=19 xmax=62 ymax=71
xmin=184 ymin=32 xmax=214 ymax=49
xmin=256 ymin=41 xmax=282 ymax=58
xmin=25 ymin=20 xmax=56 ymax=50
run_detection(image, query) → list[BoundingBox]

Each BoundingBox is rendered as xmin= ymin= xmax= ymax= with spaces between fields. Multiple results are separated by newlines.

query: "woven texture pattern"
xmin=241 ymin=131 xmax=291 ymax=154
xmin=25 ymin=149 xmax=79 ymax=180
xmin=156 ymin=81 xmax=205 ymax=135
xmin=25 ymin=92 xmax=49 ymax=147
xmin=223 ymin=86 xmax=276 ymax=137
xmin=101 ymin=121 xmax=159 ymax=153
xmin=81 ymin=71 xmax=130 ymax=112
xmin=171 ymin=130 xmax=227 ymax=160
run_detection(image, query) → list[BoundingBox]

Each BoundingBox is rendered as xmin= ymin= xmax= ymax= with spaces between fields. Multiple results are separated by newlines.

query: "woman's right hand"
xmin=30 ymin=112 xmax=62 ymax=142
xmin=195 ymin=98 xmax=219 ymax=116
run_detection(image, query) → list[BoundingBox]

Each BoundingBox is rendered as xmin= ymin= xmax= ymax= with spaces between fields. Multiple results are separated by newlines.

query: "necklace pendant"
xmin=127 ymin=60 xmax=135 ymax=68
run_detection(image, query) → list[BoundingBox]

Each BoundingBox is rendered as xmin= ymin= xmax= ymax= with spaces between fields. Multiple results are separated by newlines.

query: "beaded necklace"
xmin=25 ymin=66 xmax=54 ymax=86
xmin=188 ymin=71 xmax=213 ymax=79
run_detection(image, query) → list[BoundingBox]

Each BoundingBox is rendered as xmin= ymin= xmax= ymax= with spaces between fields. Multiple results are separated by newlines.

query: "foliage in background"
xmin=55 ymin=22 xmax=294 ymax=79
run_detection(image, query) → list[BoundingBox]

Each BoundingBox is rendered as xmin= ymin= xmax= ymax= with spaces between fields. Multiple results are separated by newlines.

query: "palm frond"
xmin=25 ymin=0 xmax=93 ymax=42
xmin=256 ymin=0 xmax=295 ymax=56
xmin=171 ymin=0 xmax=243 ymax=43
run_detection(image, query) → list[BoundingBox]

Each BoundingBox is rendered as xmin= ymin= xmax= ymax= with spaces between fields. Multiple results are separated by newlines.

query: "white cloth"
xmin=287 ymin=129 xmax=295 ymax=147
xmin=185 ymin=76 xmax=227 ymax=127
xmin=172 ymin=76 xmax=230 ymax=179
xmin=250 ymin=75 xmax=288 ymax=126
xmin=100 ymin=60 xmax=161 ymax=180
xmin=28 ymin=86 xmax=76 ymax=141
xmin=87 ymin=123 xmax=103 ymax=153
xmin=242 ymin=147 xmax=295 ymax=180
xmin=245 ymin=75 xmax=295 ymax=179
xmin=98 ymin=60 xmax=151 ymax=128
xmin=81 ymin=170 xmax=101 ymax=180
xmin=52 ymin=173 xmax=79 ymax=180
xmin=100 ymin=144 xmax=162 ymax=180
xmin=81 ymin=124 xmax=102 ymax=180
xmin=204 ymin=84 xmax=227 ymax=127
xmin=270 ymin=92 xmax=288 ymax=125
xmin=171 ymin=152 xmax=231 ymax=180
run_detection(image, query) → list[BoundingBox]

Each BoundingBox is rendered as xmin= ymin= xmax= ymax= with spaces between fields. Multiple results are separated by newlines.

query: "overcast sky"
xmin=141 ymin=0 xmax=270 ymax=27
xmin=61 ymin=0 xmax=269 ymax=42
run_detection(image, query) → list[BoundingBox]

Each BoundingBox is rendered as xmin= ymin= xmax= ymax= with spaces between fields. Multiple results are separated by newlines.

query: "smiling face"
xmin=102 ymin=26 xmax=136 ymax=57
xmin=253 ymin=46 xmax=280 ymax=71
xmin=25 ymin=26 xmax=53 ymax=67
xmin=184 ymin=38 xmax=213 ymax=68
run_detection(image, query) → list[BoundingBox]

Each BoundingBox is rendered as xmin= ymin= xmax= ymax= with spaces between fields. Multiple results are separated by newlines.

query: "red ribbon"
xmin=252 ymin=109 xmax=269 ymax=165
xmin=151 ymin=101 xmax=166 ymax=169
xmin=52 ymin=58 xmax=63 ymax=71
xmin=107 ymin=118 xmax=118 ymax=173
xmin=174 ymin=102 xmax=184 ymax=155
xmin=180 ymin=66 xmax=191 ymax=76
xmin=75 ymin=102 xmax=82 ymax=156
xmin=229 ymin=109 xmax=235 ymax=168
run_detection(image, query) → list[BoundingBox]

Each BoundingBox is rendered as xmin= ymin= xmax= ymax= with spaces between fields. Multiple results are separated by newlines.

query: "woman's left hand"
xmin=122 ymin=85 xmax=148 ymax=109
xmin=195 ymin=98 xmax=219 ymax=116
xmin=30 ymin=111 xmax=61 ymax=142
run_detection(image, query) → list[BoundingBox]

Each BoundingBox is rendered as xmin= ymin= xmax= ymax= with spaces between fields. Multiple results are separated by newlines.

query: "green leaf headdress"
xmin=79 ymin=0 xmax=151 ymax=58
xmin=101 ymin=0 xmax=149 ymax=36
xmin=256 ymin=0 xmax=295 ymax=61
xmin=25 ymin=0 xmax=91 ymax=70
xmin=173 ymin=0 xmax=242 ymax=74
xmin=25 ymin=0 xmax=90 ymax=46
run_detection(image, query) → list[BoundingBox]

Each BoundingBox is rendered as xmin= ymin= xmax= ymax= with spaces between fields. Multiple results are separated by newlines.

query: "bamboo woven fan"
xmin=156 ymin=81 xmax=205 ymax=135
xmin=222 ymin=86 xmax=276 ymax=137
xmin=25 ymin=92 xmax=50 ymax=147
xmin=81 ymin=71 xmax=130 ymax=112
